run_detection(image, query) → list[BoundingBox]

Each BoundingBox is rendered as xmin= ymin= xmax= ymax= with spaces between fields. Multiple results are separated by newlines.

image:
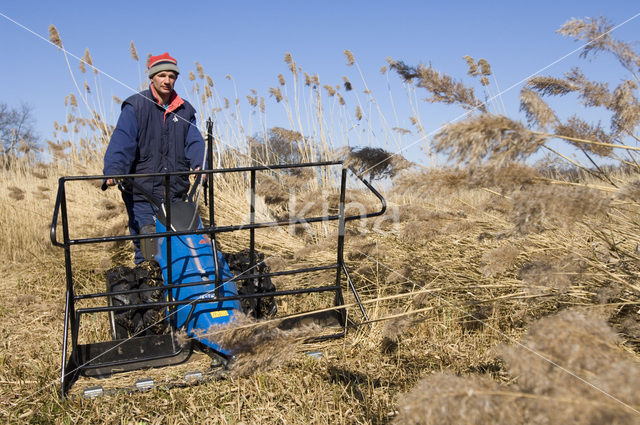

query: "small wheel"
xmin=105 ymin=266 xmax=135 ymax=340
xmin=224 ymin=250 xmax=278 ymax=319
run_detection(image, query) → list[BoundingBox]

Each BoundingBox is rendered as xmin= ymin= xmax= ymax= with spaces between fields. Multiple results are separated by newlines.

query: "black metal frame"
xmin=50 ymin=119 xmax=386 ymax=397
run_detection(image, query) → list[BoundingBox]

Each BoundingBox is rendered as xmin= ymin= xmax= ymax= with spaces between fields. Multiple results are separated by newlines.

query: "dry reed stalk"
xmin=395 ymin=372 xmax=522 ymax=424
xmin=480 ymin=244 xmax=520 ymax=277
xmin=517 ymin=254 xmax=583 ymax=295
xmin=509 ymin=184 xmax=611 ymax=234
xmin=394 ymin=310 xmax=640 ymax=424
xmin=554 ymin=116 xmax=613 ymax=156
xmin=500 ymin=309 xmax=640 ymax=422
xmin=204 ymin=312 xmax=320 ymax=377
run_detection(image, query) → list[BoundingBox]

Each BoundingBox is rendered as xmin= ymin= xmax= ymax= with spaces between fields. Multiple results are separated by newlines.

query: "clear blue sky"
xmin=1 ymin=1 xmax=639 ymax=165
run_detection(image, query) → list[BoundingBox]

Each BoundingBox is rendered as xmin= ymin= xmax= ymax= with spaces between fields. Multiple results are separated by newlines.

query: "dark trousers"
xmin=122 ymin=192 xmax=158 ymax=264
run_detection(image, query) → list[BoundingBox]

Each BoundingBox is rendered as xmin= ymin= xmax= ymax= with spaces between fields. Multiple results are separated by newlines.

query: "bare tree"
xmin=0 ymin=102 xmax=39 ymax=159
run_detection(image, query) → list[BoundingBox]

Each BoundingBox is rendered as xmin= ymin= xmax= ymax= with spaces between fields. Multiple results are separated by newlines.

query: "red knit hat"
xmin=147 ymin=52 xmax=179 ymax=78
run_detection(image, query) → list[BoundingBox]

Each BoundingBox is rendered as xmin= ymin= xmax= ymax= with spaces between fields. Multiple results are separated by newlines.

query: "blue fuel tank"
xmin=155 ymin=210 xmax=240 ymax=356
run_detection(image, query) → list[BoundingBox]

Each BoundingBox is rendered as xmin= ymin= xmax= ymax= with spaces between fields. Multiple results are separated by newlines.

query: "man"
xmin=104 ymin=52 xmax=205 ymax=263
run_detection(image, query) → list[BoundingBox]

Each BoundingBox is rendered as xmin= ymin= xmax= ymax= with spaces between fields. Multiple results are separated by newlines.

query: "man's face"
xmin=151 ymin=71 xmax=177 ymax=99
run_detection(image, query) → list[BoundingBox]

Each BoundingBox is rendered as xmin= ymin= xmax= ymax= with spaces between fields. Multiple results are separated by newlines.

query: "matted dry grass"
xmin=2 ymin=154 xmax=640 ymax=423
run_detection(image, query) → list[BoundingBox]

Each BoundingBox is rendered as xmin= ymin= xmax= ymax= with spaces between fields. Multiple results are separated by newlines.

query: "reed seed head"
xmin=527 ymin=76 xmax=577 ymax=96
xmin=48 ymin=25 xmax=62 ymax=50
xmin=8 ymin=186 xmax=25 ymax=201
xmin=565 ymin=68 xmax=612 ymax=107
xmin=433 ymin=114 xmax=543 ymax=167
xmin=554 ymin=115 xmax=613 ymax=156
xmin=269 ymin=87 xmax=283 ymax=103
xmin=611 ymin=80 xmax=640 ymax=135
xmin=195 ymin=62 xmax=205 ymax=79
xmin=463 ymin=55 xmax=479 ymax=76
xmin=519 ymin=87 xmax=558 ymax=129
xmin=83 ymin=48 xmax=97 ymax=74
xmin=391 ymin=60 xmax=486 ymax=112
xmin=477 ymin=58 xmax=492 ymax=76
xmin=344 ymin=49 xmax=355 ymax=66
xmin=323 ymin=85 xmax=336 ymax=97
xmin=343 ymin=76 xmax=352 ymax=91
xmin=129 ymin=41 xmax=138 ymax=61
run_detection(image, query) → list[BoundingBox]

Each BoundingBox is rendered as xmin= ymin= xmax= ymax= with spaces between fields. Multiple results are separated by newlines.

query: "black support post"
xmin=164 ymin=174 xmax=175 ymax=327
xmin=59 ymin=180 xmax=77 ymax=398
xmin=206 ymin=119 xmax=222 ymax=298
xmin=334 ymin=168 xmax=348 ymax=326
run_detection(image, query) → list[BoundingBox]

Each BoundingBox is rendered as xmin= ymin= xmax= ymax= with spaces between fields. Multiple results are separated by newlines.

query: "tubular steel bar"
xmin=249 ymin=169 xmax=261 ymax=317
xmin=206 ymin=119 xmax=222 ymax=297
xmin=77 ymin=285 xmax=342 ymax=315
xmin=334 ymin=168 xmax=348 ymax=327
xmin=343 ymin=263 xmax=368 ymax=321
xmin=164 ymin=173 xmax=176 ymax=329
xmin=59 ymin=179 xmax=80 ymax=394
xmin=74 ymin=264 xmax=337 ymax=300
xmin=51 ymin=158 xmax=385 ymax=398
xmin=52 ymin=182 xmax=385 ymax=248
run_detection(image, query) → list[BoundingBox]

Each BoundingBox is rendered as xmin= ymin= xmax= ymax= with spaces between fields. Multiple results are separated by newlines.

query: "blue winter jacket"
xmin=103 ymin=87 xmax=205 ymax=203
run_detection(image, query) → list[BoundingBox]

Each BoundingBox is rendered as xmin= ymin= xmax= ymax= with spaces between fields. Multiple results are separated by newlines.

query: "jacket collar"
xmin=149 ymin=84 xmax=185 ymax=120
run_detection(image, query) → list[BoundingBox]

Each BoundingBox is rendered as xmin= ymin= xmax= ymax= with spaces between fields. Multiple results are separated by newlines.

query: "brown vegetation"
xmin=1 ymin=16 xmax=639 ymax=424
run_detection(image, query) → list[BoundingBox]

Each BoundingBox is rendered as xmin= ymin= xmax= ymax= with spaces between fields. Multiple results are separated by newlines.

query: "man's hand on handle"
xmin=101 ymin=178 xmax=119 ymax=191
xmin=194 ymin=167 xmax=207 ymax=184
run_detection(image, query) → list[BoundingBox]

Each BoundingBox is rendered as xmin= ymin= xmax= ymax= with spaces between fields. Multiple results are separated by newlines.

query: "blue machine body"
xmin=155 ymin=214 xmax=240 ymax=355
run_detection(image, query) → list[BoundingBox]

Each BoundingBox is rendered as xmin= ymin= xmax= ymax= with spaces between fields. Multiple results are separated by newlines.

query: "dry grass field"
xmin=1 ymin=17 xmax=640 ymax=424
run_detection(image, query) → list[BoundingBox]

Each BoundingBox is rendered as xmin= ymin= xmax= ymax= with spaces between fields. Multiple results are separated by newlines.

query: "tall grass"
xmin=1 ymin=17 xmax=640 ymax=424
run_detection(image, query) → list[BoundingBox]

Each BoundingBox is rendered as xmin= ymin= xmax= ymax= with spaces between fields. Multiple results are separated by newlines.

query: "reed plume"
xmin=343 ymin=146 xmax=412 ymax=180
xmin=463 ymin=55 xmax=480 ymax=76
xmin=48 ymin=25 xmax=62 ymax=49
xmin=526 ymin=76 xmax=577 ymax=96
xmin=389 ymin=59 xmax=486 ymax=112
xmin=129 ymin=41 xmax=138 ymax=61
xmin=433 ymin=114 xmax=544 ymax=166
xmin=558 ymin=16 xmax=640 ymax=75
xmin=564 ymin=68 xmax=612 ymax=108
xmin=344 ymin=49 xmax=355 ymax=66
xmin=519 ymin=88 xmax=558 ymax=129
xmin=83 ymin=48 xmax=96 ymax=74
xmin=554 ymin=116 xmax=613 ymax=156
